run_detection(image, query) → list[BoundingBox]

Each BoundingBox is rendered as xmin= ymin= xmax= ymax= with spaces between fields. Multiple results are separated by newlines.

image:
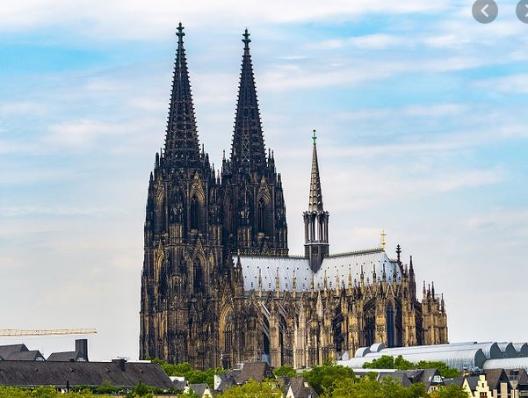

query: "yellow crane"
xmin=0 ymin=329 xmax=97 ymax=337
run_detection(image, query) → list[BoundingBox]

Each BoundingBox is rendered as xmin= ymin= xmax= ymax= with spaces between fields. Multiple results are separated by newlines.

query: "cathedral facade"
xmin=139 ymin=24 xmax=448 ymax=370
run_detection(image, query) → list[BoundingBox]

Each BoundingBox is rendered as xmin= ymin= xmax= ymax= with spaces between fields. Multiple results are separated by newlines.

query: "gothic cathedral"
xmin=139 ymin=24 xmax=448 ymax=370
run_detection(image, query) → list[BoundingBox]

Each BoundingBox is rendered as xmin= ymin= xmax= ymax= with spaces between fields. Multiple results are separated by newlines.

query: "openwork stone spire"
xmin=164 ymin=22 xmax=200 ymax=163
xmin=308 ymin=129 xmax=324 ymax=212
xmin=230 ymin=29 xmax=266 ymax=173
xmin=304 ymin=129 xmax=329 ymax=272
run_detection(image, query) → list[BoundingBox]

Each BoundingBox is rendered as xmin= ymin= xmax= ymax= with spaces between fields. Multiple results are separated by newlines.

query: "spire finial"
xmin=243 ymin=28 xmax=251 ymax=49
xmin=312 ymin=129 xmax=317 ymax=145
xmin=380 ymin=230 xmax=387 ymax=250
xmin=165 ymin=21 xmax=200 ymax=163
xmin=176 ymin=22 xmax=185 ymax=43
xmin=307 ymin=129 xmax=324 ymax=212
xmin=230 ymin=27 xmax=266 ymax=173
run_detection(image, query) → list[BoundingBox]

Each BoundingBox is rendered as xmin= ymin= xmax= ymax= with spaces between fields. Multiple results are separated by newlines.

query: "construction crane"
xmin=0 ymin=329 xmax=97 ymax=337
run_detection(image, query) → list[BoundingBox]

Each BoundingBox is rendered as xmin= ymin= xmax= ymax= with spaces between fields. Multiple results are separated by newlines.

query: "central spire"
xmin=304 ymin=130 xmax=329 ymax=272
xmin=230 ymin=28 xmax=266 ymax=174
xmin=308 ymin=129 xmax=324 ymax=212
xmin=164 ymin=22 xmax=200 ymax=164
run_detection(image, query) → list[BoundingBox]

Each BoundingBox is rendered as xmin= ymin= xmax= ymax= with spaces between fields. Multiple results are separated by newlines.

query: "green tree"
xmin=415 ymin=361 xmax=460 ymax=378
xmin=93 ymin=382 xmax=119 ymax=394
xmin=273 ymin=365 xmax=297 ymax=378
xmin=176 ymin=391 xmax=199 ymax=398
xmin=331 ymin=376 xmax=426 ymax=398
xmin=217 ymin=380 xmax=282 ymax=397
xmin=151 ymin=359 xmax=223 ymax=387
xmin=131 ymin=382 xmax=151 ymax=397
xmin=0 ymin=386 xmax=32 ymax=398
xmin=302 ymin=363 xmax=356 ymax=395
xmin=363 ymin=355 xmax=460 ymax=378
xmin=429 ymin=384 xmax=468 ymax=398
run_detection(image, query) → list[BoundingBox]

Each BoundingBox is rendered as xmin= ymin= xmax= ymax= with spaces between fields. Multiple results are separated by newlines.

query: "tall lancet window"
xmin=257 ymin=196 xmax=272 ymax=234
xmin=194 ymin=261 xmax=203 ymax=292
xmin=257 ymin=198 xmax=265 ymax=232
xmin=190 ymin=195 xmax=200 ymax=230
xmin=386 ymin=303 xmax=395 ymax=348
xmin=224 ymin=322 xmax=232 ymax=352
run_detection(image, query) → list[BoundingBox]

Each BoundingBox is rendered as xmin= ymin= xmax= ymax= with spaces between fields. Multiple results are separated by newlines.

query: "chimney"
xmin=75 ymin=339 xmax=88 ymax=362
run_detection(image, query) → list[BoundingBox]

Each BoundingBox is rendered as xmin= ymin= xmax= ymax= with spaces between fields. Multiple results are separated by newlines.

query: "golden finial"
xmin=380 ymin=229 xmax=387 ymax=250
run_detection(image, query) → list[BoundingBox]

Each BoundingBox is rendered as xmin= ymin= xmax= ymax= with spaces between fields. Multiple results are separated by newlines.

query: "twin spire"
xmin=164 ymin=24 xmax=266 ymax=173
xmin=164 ymin=23 xmax=324 ymax=216
xmin=164 ymin=23 xmax=200 ymax=164
xmin=230 ymin=28 xmax=267 ymax=174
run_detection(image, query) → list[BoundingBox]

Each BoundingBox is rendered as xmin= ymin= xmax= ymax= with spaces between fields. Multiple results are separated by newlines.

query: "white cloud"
xmin=0 ymin=205 xmax=119 ymax=217
xmin=0 ymin=101 xmax=48 ymax=116
xmin=477 ymin=73 xmax=528 ymax=94
xmin=313 ymin=34 xmax=409 ymax=50
xmin=44 ymin=120 xmax=122 ymax=148
xmin=0 ymin=0 xmax=448 ymax=38
xmin=337 ymin=103 xmax=466 ymax=121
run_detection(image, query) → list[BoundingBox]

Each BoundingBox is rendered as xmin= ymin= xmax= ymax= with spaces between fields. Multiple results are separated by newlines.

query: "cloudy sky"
xmin=1 ymin=0 xmax=527 ymax=361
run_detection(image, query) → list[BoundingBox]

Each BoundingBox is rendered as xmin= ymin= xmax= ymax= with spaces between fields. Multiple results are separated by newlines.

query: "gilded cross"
xmin=380 ymin=230 xmax=387 ymax=250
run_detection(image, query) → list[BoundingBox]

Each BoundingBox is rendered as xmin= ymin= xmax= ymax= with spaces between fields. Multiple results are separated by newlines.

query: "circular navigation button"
xmin=472 ymin=0 xmax=498 ymax=24
xmin=517 ymin=0 xmax=528 ymax=23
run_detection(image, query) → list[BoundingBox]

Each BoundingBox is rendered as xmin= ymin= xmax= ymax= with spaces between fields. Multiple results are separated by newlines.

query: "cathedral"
xmin=139 ymin=24 xmax=448 ymax=370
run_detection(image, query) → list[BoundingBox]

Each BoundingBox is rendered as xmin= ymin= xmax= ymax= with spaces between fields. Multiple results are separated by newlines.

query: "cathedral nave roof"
xmin=235 ymin=248 xmax=400 ymax=292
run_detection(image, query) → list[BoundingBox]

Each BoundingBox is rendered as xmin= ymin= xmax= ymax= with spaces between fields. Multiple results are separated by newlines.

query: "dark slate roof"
xmin=189 ymin=383 xmax=209 ymax=397
xmin=0 ymin=345 xmax=28 ymax=360
xmin=443 ymin=376 xmax=465 ymax=387
xmin=0 ymin=360 xmax=173 ymax=389
xmin=172 ymin=379 xmax=186 ymax=391
xmin=6 ymin=350 xmax=45 ymax=361
xmin=377 ymin=371 xmax=412 ymax=387
xmin=287 ymin=376 xmax=318 ymax=398
xmin=47 ymin=351 xmax=78 ymax=362
xmin=215 ymin=373 xmax=236 ymax=392
xmin=484 ymin=369 xmax=510 ymax=390
xmin=417 ymin=369 xmax=442 ymax=389
xmin=465 ymin=375 xmax=480 ymax=391
xmin=507 ymin=368 xmax=528 ymax=386
xmin=235 ymin=362 xmax=273 ymax=384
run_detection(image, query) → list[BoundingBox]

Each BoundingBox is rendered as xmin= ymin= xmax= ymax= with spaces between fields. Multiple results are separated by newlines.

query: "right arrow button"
xmin=517 ymin=0 xmax=528 ymax=23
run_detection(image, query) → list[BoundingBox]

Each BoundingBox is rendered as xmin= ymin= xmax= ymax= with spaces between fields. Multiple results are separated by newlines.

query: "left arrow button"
xmin=472 ymin=0 xmax=498 ymax=23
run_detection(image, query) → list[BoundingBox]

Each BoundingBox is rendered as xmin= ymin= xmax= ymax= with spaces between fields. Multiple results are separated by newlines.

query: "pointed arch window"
xmin=154 ymin=192 xmax=165 ymax=233
xmin=364 ymin=305 xmax=376 ymax=346
xmin=224 ymin=320 xmax=233 ymax=353
xmin=194 ymin=260 xmax=203 ymax=292
xmin=257 ymin=198 xmax=265 ymax=232
xmin=190 ymin=195 xmax=202 ymax=231
xmin=386 ymin=303 xmax=395 ymax=348
xmin=262 ymin=317 xmax=271 ymax=364
xmin=332 ymin=310 xmax=344 ymax=355
xmin=257 ymin=197 xmax=272 ymax=234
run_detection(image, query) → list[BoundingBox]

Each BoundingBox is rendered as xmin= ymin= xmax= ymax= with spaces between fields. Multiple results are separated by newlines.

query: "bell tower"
xmin=221 ymin=29 xmax=288 ymax=256
xmin=304 ymin=130 xmax=329 ymax=272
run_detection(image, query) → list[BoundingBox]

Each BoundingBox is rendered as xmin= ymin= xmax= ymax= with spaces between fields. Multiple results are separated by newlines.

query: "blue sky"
xmin=1 ymin=0 xmax=527 ymax=361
